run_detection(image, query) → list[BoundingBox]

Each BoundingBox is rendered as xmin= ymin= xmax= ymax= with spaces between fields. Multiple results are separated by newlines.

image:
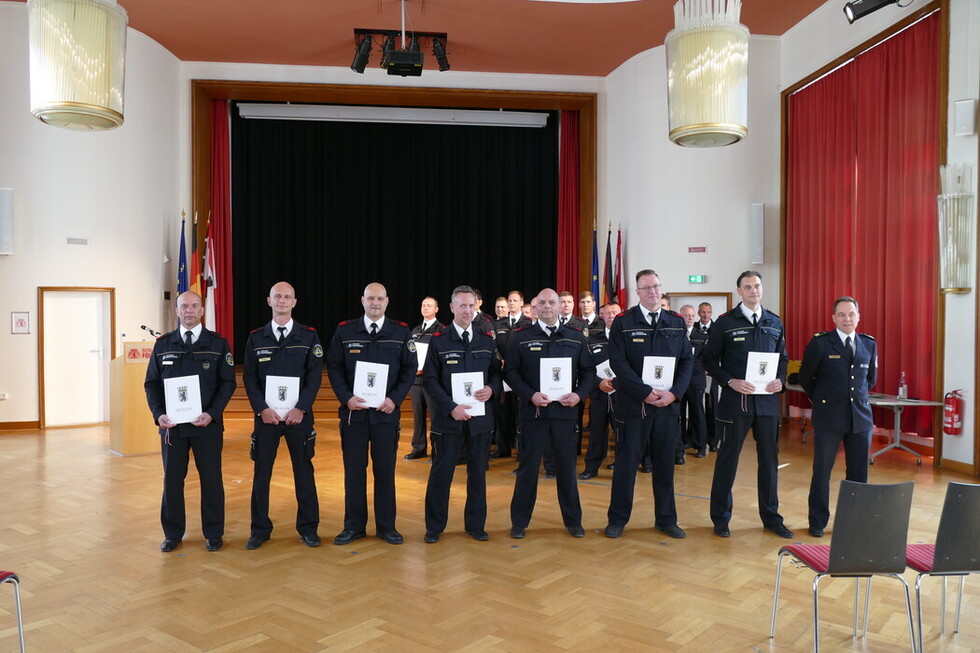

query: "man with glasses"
xmin=603 ymin=270 xmax=692 ymax=539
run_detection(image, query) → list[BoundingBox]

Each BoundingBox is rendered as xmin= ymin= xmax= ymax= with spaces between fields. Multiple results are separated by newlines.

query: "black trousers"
xmin=339 ymin=418 xmax=399 ymax=533
xmin=409 ymin=382 xmax=432 ymax=455
xmin=510 ymin=418 xmax=582 ymax=529
xmin=249 ymin=421 xmax=319 ymax=538
xmin=161 ymin=432 xmax=224 ymax=540
xmin=495 ymin=391 xmax=518 ymax=455
xmin=424 ymin=424 xmax=492 ymax=533
xmin=607 ymin=407 xmax=680 ymax=528
xmin=680 ymin=385 xmax=708 ymax=452
xmin=583 ymin=392 xmax=614 ymax=474
xmin=709 ymin=415 xmax=784 ymax=528
xmin=808 ymin=428 xmax=870 ymax=530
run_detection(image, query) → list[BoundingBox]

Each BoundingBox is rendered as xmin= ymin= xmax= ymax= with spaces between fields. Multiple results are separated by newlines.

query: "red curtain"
xmin=785 ymin=13 xmax=939 ymax=436
xmin=556 ymin=110 xmax=580 ymax=294
xmin=210 ymin=100 xmax=235 ymax=352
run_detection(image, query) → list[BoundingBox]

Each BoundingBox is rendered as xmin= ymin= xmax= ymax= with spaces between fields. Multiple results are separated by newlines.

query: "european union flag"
xmin=591 ymin=227 xmax=599 ymax=301
xmin=177 ymin=218 xmax=188 ymax=294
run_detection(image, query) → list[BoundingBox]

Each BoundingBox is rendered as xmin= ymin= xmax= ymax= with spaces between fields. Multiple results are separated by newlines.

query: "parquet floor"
xmin=1 ymin=419 xmax=977 ymax=652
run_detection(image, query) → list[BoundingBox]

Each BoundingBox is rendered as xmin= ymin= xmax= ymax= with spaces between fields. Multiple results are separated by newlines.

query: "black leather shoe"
xmin=606 ymin=463 xmax=616 ymax=470
xmin=695 ymin=450 xmax=707 ymax=458
xmin=567 ymin=525 xmax=586 ymax=538
xmin=655 ymin=524 xmax=687 ymax=539
xmin=713 ymin=525 xmax=731 ymax=537
xmin=245 ymin=535 xmax=268 ymax=550
xmin=674 ymin=455 xmax=685 ymax=465
xmin=510 ymin=526 xmax=526 ymax=539
xmin=709 ymin=445 xmax=719 ymax=452
xmin=765 ymin=523 xmax=795 ymax=539
xmin=490 ymin=451 xmax=511 ymax=459
xmin=205 ymin=537 xmax=223 ymax=551
xmin=578 ymin=470 xmax=597 ymax=480
xmin=808 ymin=527 xmax=825 ymax=538
xmin=160 ymin=538 xmax=181 ymax=552
xmin=333 ymin=529 xmax=366 ymax=545
xmin=300 ymin=532 xmax=321 ymax=547
xmin=377 ymin=530 xmax=404 ymax=545
xmin=424 ymin=531 xmax=440 ymax=544
xmin=465 ymin=529 xmax=490 ymax=541
xmin=543 ymin=471 xmax=556 ymax=479
xmin=640 ymin=465 xmax=653 ymax=473
xmin=604 ymin=525 xmax=623 ymax=538
xmin=403 ymin=451 xmax=427 ymax=460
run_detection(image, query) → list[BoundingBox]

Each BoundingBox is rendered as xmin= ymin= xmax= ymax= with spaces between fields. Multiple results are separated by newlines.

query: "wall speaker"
xmin=749 ymin=203 xmax=764 ymax=264
xmin=0 ymin=188 xmax=12 ymax=255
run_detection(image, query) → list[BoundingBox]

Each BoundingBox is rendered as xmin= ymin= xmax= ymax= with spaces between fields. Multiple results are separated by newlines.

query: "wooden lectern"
xmin=109 ymin=342 xmax=159 ymax=455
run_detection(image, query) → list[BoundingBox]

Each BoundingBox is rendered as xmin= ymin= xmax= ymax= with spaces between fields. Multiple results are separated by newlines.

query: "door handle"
xmin=90 ymin=348 xmax=104 ymax=359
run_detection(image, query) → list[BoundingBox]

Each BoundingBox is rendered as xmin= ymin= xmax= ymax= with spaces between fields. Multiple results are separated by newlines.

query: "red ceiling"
xmin=20 ymin=0 xmax=830 ymax=77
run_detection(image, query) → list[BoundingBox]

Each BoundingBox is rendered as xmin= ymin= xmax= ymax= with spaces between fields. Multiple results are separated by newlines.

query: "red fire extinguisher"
xmin=943 ymin=390 xmax=963 ymax=435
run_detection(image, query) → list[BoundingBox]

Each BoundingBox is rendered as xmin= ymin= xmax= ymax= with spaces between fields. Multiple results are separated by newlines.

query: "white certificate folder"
xmin=265 ymin=375 xmax=300 ymax=420
xmin=540 ymin=357 xmax=572 ymax=401
xmin=745 ymin=352 xmax=780 ymax=394
xmin=451 ymin=372 xmax=486 ymax=416
xmin=164 ymin=375 xmax=203 ymax=424
xmin=641 ymin=356 xmax=676 ymax=392
xmin=353 ymin=361 xmax=389 ymax=408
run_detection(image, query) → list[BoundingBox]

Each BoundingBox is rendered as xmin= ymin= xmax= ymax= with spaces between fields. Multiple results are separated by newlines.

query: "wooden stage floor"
xmin=1 ymin=419 xmax=976 ymax=651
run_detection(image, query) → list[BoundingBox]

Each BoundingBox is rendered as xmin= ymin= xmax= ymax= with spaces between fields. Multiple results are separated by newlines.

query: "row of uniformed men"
xmin=144 ymin=271 xmax=875 ymax=550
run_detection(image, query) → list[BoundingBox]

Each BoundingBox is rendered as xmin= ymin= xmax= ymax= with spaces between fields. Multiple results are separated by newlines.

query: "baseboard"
xmin=939 ymin=457 xmax=976 ymax=477
xmin=0 ymin=420 xmax=41 ymax=432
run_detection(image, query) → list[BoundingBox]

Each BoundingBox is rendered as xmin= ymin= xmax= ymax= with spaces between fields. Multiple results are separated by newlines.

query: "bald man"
xmin=144 ymin=291 xmax=236 ymax=553
xmin=243 ymin=282 xmax=324 ymax=549
xmin=326 ymin=282 xmax=416 ymax=545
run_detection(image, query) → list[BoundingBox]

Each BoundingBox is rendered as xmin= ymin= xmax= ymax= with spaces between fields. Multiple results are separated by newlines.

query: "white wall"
xmin=0 ymin=3 xmax=181 ymax=423
xmin=601 ymin=36 xmax=783 ymax=309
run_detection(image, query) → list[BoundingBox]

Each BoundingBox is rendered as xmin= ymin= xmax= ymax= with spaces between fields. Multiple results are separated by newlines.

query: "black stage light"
xmin=843 ymin=0 xmax=900 ymax=24
xmin=380 ymin=34 xmax=396 ymax=67
xmin=432 ymin=38 xmax=450 ymax=72
xmin=351 ymin=34 xmax=372 ymax=73
xmin=409 ymin=35 xmax=421 ymax=52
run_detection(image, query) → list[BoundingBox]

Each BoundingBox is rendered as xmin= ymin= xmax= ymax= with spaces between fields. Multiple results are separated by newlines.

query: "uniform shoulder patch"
xmin=814 ymin=331 xmax=828 ymax=337
xmin=312 ymin=344 xmax=323 ymax=357
xmin=225 ymin=352 xmax=234 ymax=366
xmin=859 ymin=333 xmax=876 ymax=341
xmin=407 ymin=340 xmax=417 ymax=353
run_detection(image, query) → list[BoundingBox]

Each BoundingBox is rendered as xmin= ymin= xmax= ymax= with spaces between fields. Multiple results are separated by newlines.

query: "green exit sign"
xmin=688 ymin=275 xmax=706 ymax=284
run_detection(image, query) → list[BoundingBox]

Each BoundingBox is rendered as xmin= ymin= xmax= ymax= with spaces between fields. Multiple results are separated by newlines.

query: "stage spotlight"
xmin=351 ymin=34 xmax=372 ymax=73
xmin=843 ymin=0 xmax=901 ymax=24
xmin=409 ymin=35 xmax=421 ymax=52
xmin=432 ymin=38 xmax=450 ymax=72
xmin=380 ymin=34 xmax=396 ymax=67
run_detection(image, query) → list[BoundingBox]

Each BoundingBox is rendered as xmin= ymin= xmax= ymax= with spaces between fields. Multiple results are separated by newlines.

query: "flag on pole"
xmin=188 ymin=211 xmax=201 ymax=296
xmin=590 ymin=226 xmax=600 ymax=302
xmin=602 ymin=226 xmax=615 ymax=304
xmin=615 ymin=228 xmax=627 ymax=308
xmin=203 ymin=217 xmax=217 ymax=332
xmin=177 ymin=217 xmax=188 ymax=294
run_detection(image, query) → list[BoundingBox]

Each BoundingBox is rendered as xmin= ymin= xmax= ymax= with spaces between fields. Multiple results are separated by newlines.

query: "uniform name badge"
xmin=163 ymin=375 xmax=203 ymax=424
xmin=451 ymin=371 xmax=486 ymax=417
xmin=540 ymin=357 xmax=572 ymax=402
xmin=414 ymin=341 xmax=429 ymax=372
xmin=265 ymin=375 xmax=300 ymax=420
xmin=745 ymin=351 xmax=780 ymax=394
xmin=353 ymin=361 xmax=389 ymax=408
xmin=641 ymin=356 xmax=676 ymax=392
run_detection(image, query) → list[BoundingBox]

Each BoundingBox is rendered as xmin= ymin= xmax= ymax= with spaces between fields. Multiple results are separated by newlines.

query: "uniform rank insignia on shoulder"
xmin=306 ymin=325 xmax=316 ymax=331
xmin=814 ymin=331 xmax=827 ymax=337
xmin=861 ymin=333 xmax=876 ymax=340
xmin=225 ymin=353 xmax=234 ymax=366
xmin=397 ymin=321 xmax=409 ymax=327
xmin=249 ymin=327 xmax=262 ymax=334
xmin=312 ymin=344 xmax=323 ymax=357
xmin=407 ymin=340 xmax=417 ymax=352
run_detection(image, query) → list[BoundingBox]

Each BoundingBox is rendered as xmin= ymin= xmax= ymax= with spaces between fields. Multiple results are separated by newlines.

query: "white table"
xmin=867 ymin=394 xmax=943 ymax=465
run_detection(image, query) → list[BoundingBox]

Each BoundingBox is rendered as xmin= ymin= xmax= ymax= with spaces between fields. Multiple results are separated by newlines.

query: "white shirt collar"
xmin=364 ymin=315 xmax=386 ymax=332
xmin=739 ymin=304 xmax=761 ymax=322
xmin=836 ymin=328 xmax=856 ymax=345
xmin=271 ymin=319 xmax=293 ymax=338
xmin=453 ymin=322 xmax=472 ymax=340
xmin=179 ymin=323 xmax=203 ymax=343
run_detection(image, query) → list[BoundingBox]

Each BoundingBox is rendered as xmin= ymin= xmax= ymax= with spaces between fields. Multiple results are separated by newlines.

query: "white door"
xmin=43 ymin=291 xmax=111 ymax=426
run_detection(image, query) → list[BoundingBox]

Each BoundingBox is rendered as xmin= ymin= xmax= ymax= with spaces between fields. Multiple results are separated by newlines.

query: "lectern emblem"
xmin=367 ymin=372 xmax=377 ymax=388
xmin=178 ymin=386 xmax=188 ymax=402
xmin=278 ymin=386 xmax=288 ymax=401
xmin=654 ymin=365 xmax=663 ymax=380
xmin=758 ymin=361 xmax=768 ymax=376
xmin=552 ymin=367 xmax=561 ymax=382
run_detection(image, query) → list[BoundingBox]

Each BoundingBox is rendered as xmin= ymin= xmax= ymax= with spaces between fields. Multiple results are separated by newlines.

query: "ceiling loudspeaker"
xmin=749 ymin=203 xmax=764 ymax=265
xmin=0 ymin=189 xmax=12 ymax=255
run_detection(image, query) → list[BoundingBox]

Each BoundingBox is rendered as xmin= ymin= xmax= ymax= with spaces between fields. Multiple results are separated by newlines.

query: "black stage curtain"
xmin=230 ymin=104 xmax=559 ymax=357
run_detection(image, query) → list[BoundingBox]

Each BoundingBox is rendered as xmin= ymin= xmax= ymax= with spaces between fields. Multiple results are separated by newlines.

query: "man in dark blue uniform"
xmin=604 ymin=270 xmax=693 ymax=539
xmin=405 ymin=296 xmax=443 ymax=460
xmin=580 ymin=301 xmax=620 ymax=479
xmin=491 ymin=290 xmax=532 ymax=459
xmin=578 ymin=291 xmax=601 ymax=332
xmin=679 ymin=304 xmax=709 ymax=458
xmin=697 ymin=302 xmax=720 ymax=451
xmin=797 ymin=296 xmax=877 ymax=537
xmin=702 ymin=271 xmax=792 ymax=538
xmin=504 ymin=288 xmax=596 ymax=539
xmin=144 ymin=291 xmax=236 ymax=552
xmin=326 ymin=282 xmax=415 ymax=545
xmin=242 ymin=281 xmax=323 ymax=550
xmin=422 ymin=285 xmax=502 ymax=543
